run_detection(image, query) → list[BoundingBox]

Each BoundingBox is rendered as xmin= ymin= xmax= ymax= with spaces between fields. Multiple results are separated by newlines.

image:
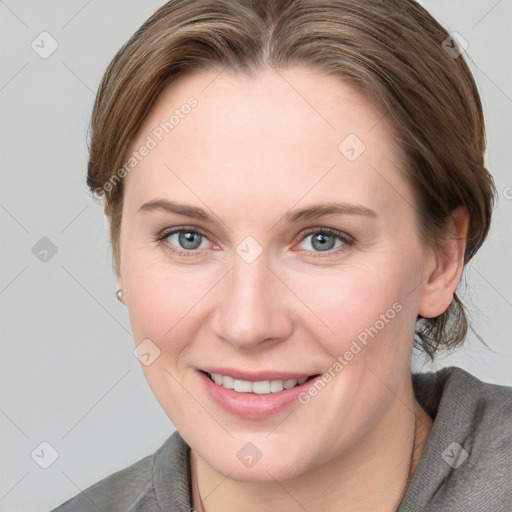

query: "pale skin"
xmin=106 ymin=66 xmax=468 ymax=511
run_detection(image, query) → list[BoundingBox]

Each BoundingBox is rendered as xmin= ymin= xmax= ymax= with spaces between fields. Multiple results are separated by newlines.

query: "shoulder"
xmin=418 ymin=365 xmax=512 ymax=463
xmin=443 ymin=366 xmax=512 ymax=467
xmin=414 ymin=365 xmax=512 ymax=420
xmin=404 ymin=366 xmax=512 ymax=511
xmin=49 ymin=431 xmax=188 ymax=512
xmin=420 ymin=365 xmax=512 ymax=426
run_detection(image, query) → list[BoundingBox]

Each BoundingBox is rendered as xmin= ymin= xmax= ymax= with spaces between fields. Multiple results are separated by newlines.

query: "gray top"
xmin=50 ymin=366 xmax=512 ymax=511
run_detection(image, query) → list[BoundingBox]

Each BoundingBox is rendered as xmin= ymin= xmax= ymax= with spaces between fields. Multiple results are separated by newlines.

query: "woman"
xmin=51 ymin=0 xmax=511 ymax=510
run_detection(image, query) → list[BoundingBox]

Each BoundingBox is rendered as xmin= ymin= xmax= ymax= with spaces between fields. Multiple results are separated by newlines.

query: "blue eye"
xmin=155 ymin=228 xmax=213 ymax=257
xmin=168 ymin=230 xmax=206 ymax=250
xmin=297 ymin=229 xmax=352 ymax=253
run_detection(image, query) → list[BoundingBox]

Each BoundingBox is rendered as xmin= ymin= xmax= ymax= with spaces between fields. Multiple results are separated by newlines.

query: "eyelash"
xmin=153 ymin=226 xmax=354 ymax=258
xmin=154 ymin=227 xmax=213 ymax=258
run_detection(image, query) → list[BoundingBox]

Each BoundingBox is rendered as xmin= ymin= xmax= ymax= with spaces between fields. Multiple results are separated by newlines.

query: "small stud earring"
xmin=116 ymin=289 xmax=123 ymax=302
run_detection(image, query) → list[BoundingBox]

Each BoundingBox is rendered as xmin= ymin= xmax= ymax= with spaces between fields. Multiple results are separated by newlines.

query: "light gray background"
xmin=0 ymin=1 xmax=510 ymax=510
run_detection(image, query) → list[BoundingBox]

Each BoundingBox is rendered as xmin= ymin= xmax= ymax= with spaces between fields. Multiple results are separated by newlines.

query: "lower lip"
xmin=198 ymin=371 xmax=321 ymax=419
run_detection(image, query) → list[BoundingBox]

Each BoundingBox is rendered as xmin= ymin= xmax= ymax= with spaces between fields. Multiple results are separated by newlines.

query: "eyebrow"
xmin=138 ymin=199 xmax=210 ymax=220
xmin=284 ymin=202 xmax=377 ymax=223
xmin=138 ymin=199 xmax=377 ymax=222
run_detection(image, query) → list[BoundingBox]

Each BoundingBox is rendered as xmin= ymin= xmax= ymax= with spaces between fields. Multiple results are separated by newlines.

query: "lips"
xmin=200 ymin=367 xmax=316 ymax=382
xmin=198 ymin=368 xmax=322 ymax=419
xmin=206 ymin=371 xmax=310 ymax=394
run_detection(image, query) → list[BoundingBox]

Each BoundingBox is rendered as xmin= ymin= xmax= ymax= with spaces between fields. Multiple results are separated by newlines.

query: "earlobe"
xmin=103 ymin=197 xmax=111 ymax=218
xmin=115 ymin=271 xmax=124 ymax=302
xmin=103 ymin=197 xmax=123 ymax=298
xmin=418 ymin=207 xmax=469 ymax=318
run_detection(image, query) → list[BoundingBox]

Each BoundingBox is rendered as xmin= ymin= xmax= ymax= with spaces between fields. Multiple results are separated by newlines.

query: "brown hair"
xmin=87 ymin=0 xmax=496 ymax=359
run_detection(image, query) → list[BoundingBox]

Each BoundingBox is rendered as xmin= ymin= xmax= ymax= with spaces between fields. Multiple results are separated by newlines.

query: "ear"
xmin=418 ymin=207 xmax=469 ymax=318
xmin=103 ymin=196 xmax=111 ymax=218
xmin=103 ymin=197 xmax=124 ymax=293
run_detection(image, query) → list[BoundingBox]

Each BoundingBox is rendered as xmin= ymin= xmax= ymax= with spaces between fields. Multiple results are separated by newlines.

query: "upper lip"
xmin=200 ymin=367 xmax=319 ymax=381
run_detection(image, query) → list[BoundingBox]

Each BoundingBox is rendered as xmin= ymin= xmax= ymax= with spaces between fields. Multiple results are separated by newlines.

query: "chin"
xmin=193 ymin=435 xmax=317 ymax=484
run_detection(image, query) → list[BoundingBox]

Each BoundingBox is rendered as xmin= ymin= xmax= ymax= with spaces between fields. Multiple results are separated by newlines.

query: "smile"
xmin=206 ymin=372 xmax=316 ymax=394
xmin=199 ymin=369 xmax=323 ymax=418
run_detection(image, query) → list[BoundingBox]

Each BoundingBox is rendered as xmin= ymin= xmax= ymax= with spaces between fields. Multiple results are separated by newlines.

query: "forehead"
xmin=124 ymin=66 xmax=411 ymax=218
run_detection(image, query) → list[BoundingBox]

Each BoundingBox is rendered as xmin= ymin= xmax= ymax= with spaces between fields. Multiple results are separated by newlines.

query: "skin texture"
xmin=109 ymin=67 xmax=468 ymax=511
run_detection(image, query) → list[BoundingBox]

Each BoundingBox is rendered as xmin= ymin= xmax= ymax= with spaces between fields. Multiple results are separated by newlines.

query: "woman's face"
xmin=117 ymin=67 xmax=435 ymax=482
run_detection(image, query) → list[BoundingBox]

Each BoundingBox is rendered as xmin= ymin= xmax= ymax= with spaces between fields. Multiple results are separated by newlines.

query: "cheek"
xmin=122 ymin=252 xmax=202 ymax=342
xmin=286 ymin=261 xmax=420 ymax=410
xmin=288 ymin=262 xmax=414 ymax=345
xmin=288 ymin=265 xmax=418 ymax=437
xmin=122 ymin=256 xmax=212 ymax=425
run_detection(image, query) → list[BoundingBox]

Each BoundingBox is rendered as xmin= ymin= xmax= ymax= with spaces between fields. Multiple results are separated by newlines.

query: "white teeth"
xmin=222 ymin=375 xmax=234 ymax=389
xmin=284 ymin=379 xmax=298 ymax=389
xmin=252 ymin=381 xmax=271 ymax=394
xmin=209 ymin=372 xmax=309 ymax=394
xmin=270 ymin=379 xmax=285 ymax=393
xmin=234 ymin=379 xmax=252 ymax=393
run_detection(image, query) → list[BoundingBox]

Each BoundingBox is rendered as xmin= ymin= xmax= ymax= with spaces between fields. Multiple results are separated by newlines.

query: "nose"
xmin=211 ymin=253 xmax=294 ymax=350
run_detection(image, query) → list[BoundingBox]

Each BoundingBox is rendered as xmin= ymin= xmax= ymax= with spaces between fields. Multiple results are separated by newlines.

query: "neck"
xmin=191 ymin=381 xmax=433 ymax=512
